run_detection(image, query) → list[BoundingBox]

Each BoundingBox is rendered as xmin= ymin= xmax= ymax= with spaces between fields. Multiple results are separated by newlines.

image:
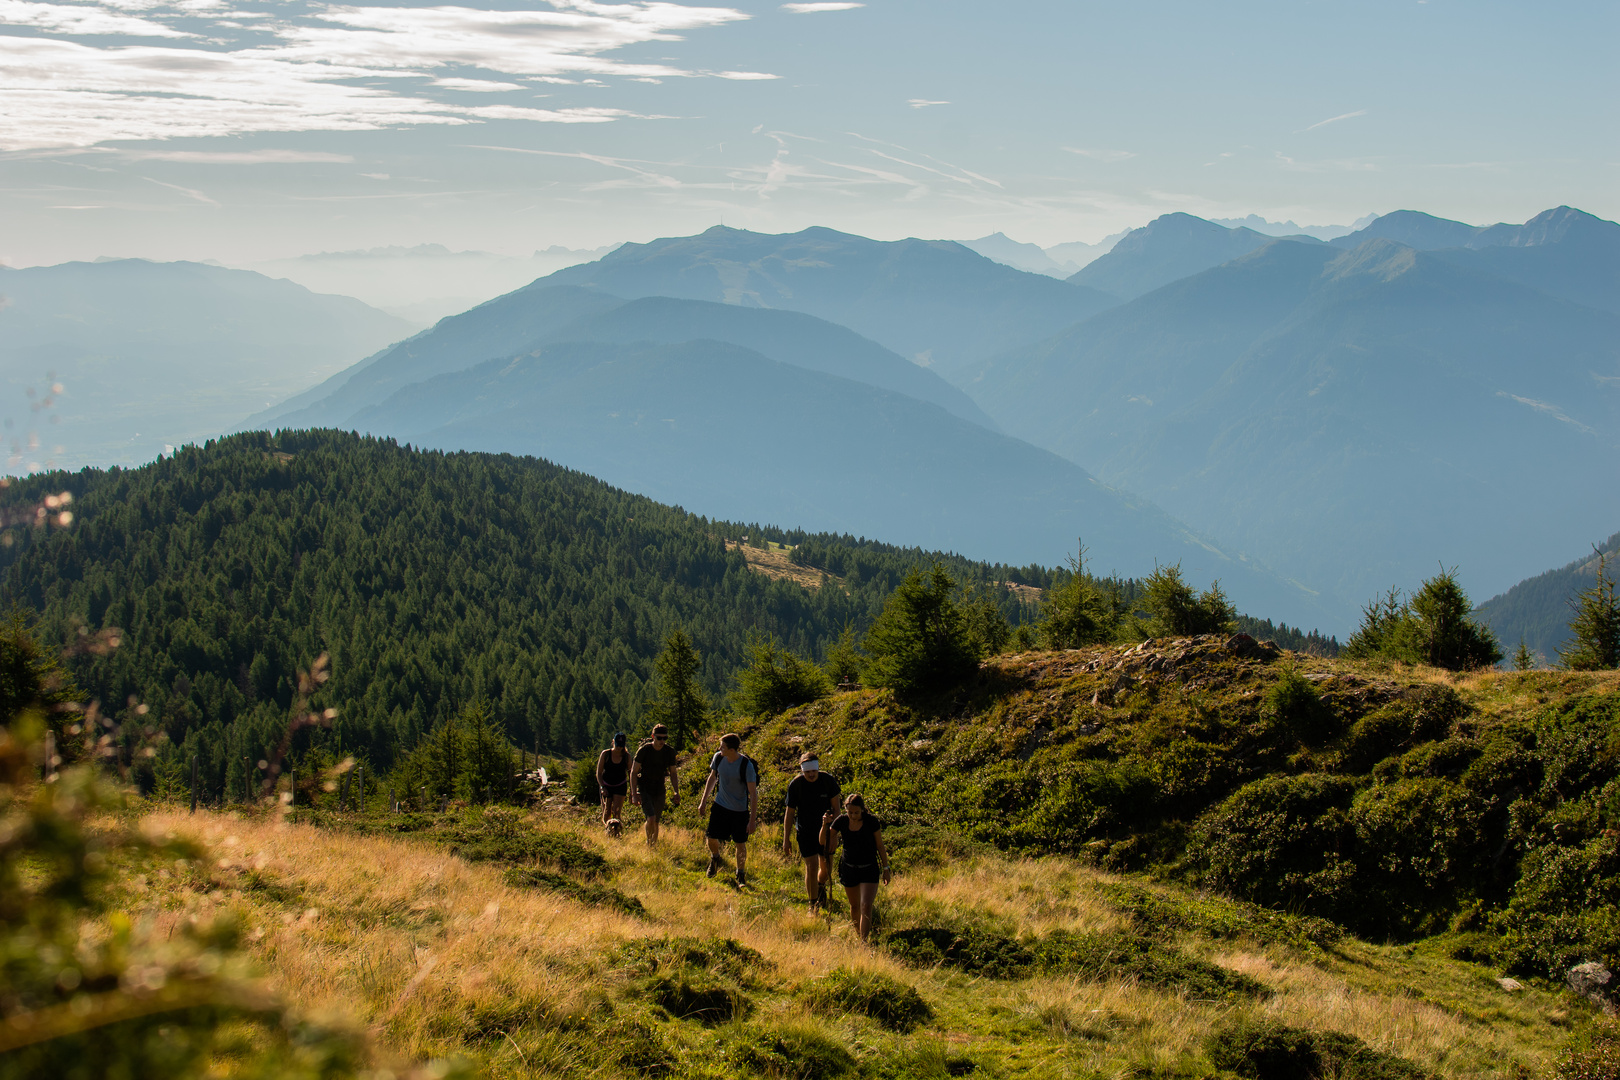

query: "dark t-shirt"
xmin=634 ymin=742 xmax=678 ymax=792
xmin=786 ymin=774 xmax=842 ymax=831
xmin=831 ymin=813 xmax=884 ymax=864
xmin=599 ymin=748 xmax=630 ymax=786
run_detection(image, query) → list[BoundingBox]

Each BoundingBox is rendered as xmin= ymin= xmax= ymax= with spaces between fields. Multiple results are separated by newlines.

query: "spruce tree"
xmin=862 ymin=564 xmax=977 ymax=699
xmin=1398 ymin=567 xmax=1502 ymax=670
xmin=1560 ymin=550 xmax=1620 ymax=671
xmin=645 ymin=629 xmax=709 ymax=748
xmin=1513 ymin=639 xmax=1535 ymax=671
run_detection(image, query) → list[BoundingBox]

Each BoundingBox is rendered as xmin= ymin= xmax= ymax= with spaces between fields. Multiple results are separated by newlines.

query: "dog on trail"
xmin=605 ymin=817 xmax=623 ymax=838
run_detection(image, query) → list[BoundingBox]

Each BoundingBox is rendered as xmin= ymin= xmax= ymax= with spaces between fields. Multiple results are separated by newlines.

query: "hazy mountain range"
xmin=247 ymin=242 xmax=621 ymax=324
xmin=11 ymin=203 xmax=1614 ymax=638
xmin=0 ymin=260 xmax=411 ymax=469
xmin=1476 ymin=532 xmax=1620 ymax=665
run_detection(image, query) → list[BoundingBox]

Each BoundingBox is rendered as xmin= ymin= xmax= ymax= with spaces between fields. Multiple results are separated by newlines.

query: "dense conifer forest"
xmin=0 ymin=430 xmax=1057 ymax=795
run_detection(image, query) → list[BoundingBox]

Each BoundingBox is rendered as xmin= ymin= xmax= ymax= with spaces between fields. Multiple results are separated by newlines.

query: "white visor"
xmin=800 ymin=759 xmax=820 ymax=772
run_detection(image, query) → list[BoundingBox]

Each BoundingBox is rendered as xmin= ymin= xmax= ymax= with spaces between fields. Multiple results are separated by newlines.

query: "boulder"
xmin=1569 ymin=961 xmax=1618 ymax=1015
xmin=1224 ymin=633 xmax=1282 ymax=661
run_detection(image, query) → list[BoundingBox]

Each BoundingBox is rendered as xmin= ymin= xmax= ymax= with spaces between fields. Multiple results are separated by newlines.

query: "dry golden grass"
xmin=124 ymin=803 xmax=1576 ymax=1079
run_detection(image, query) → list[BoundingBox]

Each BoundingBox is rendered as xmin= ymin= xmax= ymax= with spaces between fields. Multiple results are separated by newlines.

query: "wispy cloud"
xmin=0 ymin=0 xmax=761 ymax=150
xmin=1303 ymin=109 xmax=1367 ymax=132
xmin=142 ymin=175 xmax=218 ymax=205
xmin=908 ymin=99 xmax=949 ymax=108
xmin=781 ymin=2 xmax=863 ymax=11
xmin=123 ymin=149 xmax=356 ymax=164
xmin=1064 ymin=147 xmax=1135 ymax=163
xmin=1274 ymin=152 xmax=1378 ymax=173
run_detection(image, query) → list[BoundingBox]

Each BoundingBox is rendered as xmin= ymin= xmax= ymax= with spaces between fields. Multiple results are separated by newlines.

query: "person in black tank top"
xmin=820 ymin=792 xmax=891 ymax=942
xmin=596 ymin=732 xmax=631 ymax=828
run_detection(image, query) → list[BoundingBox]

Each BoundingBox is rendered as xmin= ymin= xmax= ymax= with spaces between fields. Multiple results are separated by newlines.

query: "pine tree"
xmin=862 ymin=565 xmax=977 ymax=699
xmin=1399 ymin=567 xmax=1502 ymax=670
xmin=1560 ymin=550 xmax=1620 ymax=671
xmin=1513 ymin=639 xmax=1535 ymax=671
xmin=645 ymin=629 xmax=709 ymax=749
xmin=822 ymin=624 xmax=865 ymax=685
xmin=1136 ymin=564 xmax=1235 ymax=638
xmin=732 ymin=638 xmax=830 ymax=716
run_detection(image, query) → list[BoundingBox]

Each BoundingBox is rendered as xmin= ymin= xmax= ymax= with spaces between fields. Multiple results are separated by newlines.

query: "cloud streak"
xmin=781 ymin=2 xmax=863 ymax=11
xmin=0 ymin=0 xmax=762 ymax=150
xmin=1304 ymin=109 xmax=1367 ymax=132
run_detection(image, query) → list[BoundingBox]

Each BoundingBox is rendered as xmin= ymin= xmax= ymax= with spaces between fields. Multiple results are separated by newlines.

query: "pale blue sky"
xmin=1 ymin=0 xmax=1614 ymax=265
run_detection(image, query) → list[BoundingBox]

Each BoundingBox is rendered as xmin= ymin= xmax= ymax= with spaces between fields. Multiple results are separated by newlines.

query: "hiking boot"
xmin=706 ymin=855 xmax=719 ymax=878
xmin=735 ymin=870 xmax=747 ymax=887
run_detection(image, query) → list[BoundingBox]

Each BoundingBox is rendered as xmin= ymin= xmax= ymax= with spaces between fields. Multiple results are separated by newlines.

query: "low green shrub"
xmin=722 ymin=1021 xmax=856 ymax=1080
xmin=502 ymin=866 xmax=645 ymax=916
xmin=636 ymin=974 xmax=748 ymax=1024
xmin=1098 ymin=882 xmax=1343 ymax=951
xmin=570 ymin=755 xmax=600 ymax=805
xmin=616 ymin=936 xmax=767 ymax=982
xmin=867 ymin=1040 xmax=978 ymax=1079
xmin=880 ymin=926 xmax=1033 ymax=978
xmin=1265 ymin=665 xmax=1338 ymax=744
xmin=802 ymin=966 xmax=933 ymax=1031
xmin=449 ymin=827 xmax=608 ymax=878
xmin=1205 ymin=1017 xmax=1434 ymax=1079
xmin=1031 ymin=930 xmax=1269 ymax=1001
xmin=1556 ymin=1022 xmax=1620 ymax=1080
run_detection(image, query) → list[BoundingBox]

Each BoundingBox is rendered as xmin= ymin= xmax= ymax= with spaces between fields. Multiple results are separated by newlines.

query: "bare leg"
xmin=707 ymin=836 xmax=723 ymax=859
xmin=600 ymin=795 xmax=610 ymax=825
xmin=817 ymin=854 xmax=832 ymax=896
xmin=802 ymin=856 xmax=820 ymax=902
xmin=844 ymin=885 xmax=862 ymax=935
xmin=735 ymin=842 xmax=747 ymax=878
xmin=608 ymin=794 xmax=626 ymax=822
xmin=645 ymin=811 xmax=661 ymax=843
xmin=855 ymin=882 xmax=880 ymax=940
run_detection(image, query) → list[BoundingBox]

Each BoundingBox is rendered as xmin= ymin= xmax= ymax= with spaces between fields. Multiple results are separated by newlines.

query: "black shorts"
xmin=640 ymin=788 xmax=666 ymax=817
xmin=706 ymin=804 xmax=751 ymax=844
xmin=602 ymin=782 xmax=628 ymax=797
xmin=796 ymin=830 xmax=827 ymax=859
xmin=838 ymin=859 xmax=881 ymax=886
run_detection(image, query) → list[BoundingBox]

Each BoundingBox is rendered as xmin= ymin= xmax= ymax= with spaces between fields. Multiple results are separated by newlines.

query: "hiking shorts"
xmin=796 ymin=829 xmax=827 ymax=859
xmin=706 ymin=804 xmax=750 ymax=844
xmin=640 ymin=788 xmax=666 ymax=817
xmin=602 ymin=782 xmax=628 ymax=797
xmin=838 ymin=859 xmax=881 ymax=887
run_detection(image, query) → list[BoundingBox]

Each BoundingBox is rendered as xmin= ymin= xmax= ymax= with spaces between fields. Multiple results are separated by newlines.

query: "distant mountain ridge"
xmin=539 ymin=225 xmax=1120 ymax=377
xmin=967 ymin=230 xmax=1620 ymax=615
xmin=1065 ymin=213 xmax=1322 ymax=302
xmin=0 ymin=259 xmax=412 ymax=469
xmin=1475 ymin=531 xmax=1620 ymax=665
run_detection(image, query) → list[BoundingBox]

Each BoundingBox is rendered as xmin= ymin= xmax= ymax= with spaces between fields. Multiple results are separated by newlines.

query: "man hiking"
xmin=821 ymin=793 xmax=891 ymax=942
xmin=695 ymin=732 xmax=759 ymax=886
xmin=783 ymin=751 xmax=841 ymax=911
xmin=596 ymin=732 xmax=631 ymax=830
xmin=628 ymin=723 xmax=680 ymax=844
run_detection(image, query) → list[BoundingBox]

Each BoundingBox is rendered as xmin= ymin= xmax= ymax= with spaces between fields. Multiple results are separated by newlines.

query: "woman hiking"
xmin=820 ymin=793 xmax=891 ymax=942
xmin=596 ymin=732 xmax=631 ymax=830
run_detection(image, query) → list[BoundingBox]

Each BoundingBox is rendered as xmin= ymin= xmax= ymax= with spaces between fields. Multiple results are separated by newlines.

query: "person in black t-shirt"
xmin=782 ymin=751 xmax=841 ymax=911
xmin=596 ymin=732 xmax=632 ymax=829
xmin=821 ymin=792 xmax=891 ymax=942
xmin=628 ymin=724 xmax=681 ymax=844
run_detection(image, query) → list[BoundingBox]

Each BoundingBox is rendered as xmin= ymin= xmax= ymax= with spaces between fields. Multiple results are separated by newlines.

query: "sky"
xmin=1 ymin=0 xmax=1616 ymax=266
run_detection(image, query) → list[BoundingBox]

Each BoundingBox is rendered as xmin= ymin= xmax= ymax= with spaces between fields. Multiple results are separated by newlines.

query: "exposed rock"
xmin=1497 ymin=977 xmax=1523 ymax=992
xmin=1569 ymin=961 xmax=1617 ymax=1014
xmin=1224 ymin=633 xmax=1282 ymax=661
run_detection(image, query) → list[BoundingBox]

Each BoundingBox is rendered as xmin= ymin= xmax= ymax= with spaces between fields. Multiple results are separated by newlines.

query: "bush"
xmin=617 ymin=936 xmax=767 ymax=982
xmin=1205 ymin=1018 xmax=1434 ymax=1079
xmin=1192 ymin=774 xmax=1359 ymax=919
xmin=1264 ymin=665 xmax=1338 ymax=744
xmin=1344 ymin=570 xmax=1501 ymax=670
xmin=638 ymin=974 xmax=748 ymax=1024
xmin=733 ymin=638 xmax=832 ymax=716
xmin=1556 ymin=1022 xmax=1620 ymax=1080
xmin=448 ymin=825 xmax=608 ymax=877
xmin=1031 ymin=930 xmax=1269 ymax=1000
xmin=802 ymin=967 xmax=933 ymax=1032
xmin=1347 ymin=778 xmax=1487 ymax=936
xmin=880 ymin=926 xmax=1033 ymax=978
xmin=724 ymin=1022 xmax=856 ymax=1080
xmin=570 ymin=754 xmax=600 ymax=805
xmin=619 ymin=937 xmax=765 ymax=1027
xmin=1005 ymin=758 xmax=1158 ymax=853
xmin=1040 ymin=571 xmax=1122 ymax=649
xmin=502 ymin=866 xmax=645 ymax=916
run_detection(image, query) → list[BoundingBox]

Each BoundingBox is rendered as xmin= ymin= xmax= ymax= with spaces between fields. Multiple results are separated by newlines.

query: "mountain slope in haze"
xmin=970 ymin=236 xmax=1620 ymax=619
xmin=538 ymin=225 xmax=1120 ymax=379
xmin=345 ymin=337 xmax=1322 ymax=625
xmin=1065 ymin=213 xmax=1321 ymax=302
xmin=1475 ymin=530 xmax=1620 ymax=664
xmin=0 ymin=259 xmax=414 ymax=469
xmin=254 ymin=288 xmax=998 ymax=432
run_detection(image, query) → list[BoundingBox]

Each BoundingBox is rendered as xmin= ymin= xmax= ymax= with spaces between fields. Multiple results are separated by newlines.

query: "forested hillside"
xmin=0 ymin=430 xmax=1052 ymax=795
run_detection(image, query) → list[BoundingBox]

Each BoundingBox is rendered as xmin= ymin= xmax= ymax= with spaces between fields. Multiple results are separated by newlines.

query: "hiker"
xmin=783 ymin=751 xmax=841 ymax=910
xmin=596 ymin=731 xmax=631 ymax=828
xmin=821 ymin=793 xmax=891 ymax=942
xmin=628 ymin=723 xmax=680 ymax=843
xmin=695 ymin=732 xmax=760 ymax=885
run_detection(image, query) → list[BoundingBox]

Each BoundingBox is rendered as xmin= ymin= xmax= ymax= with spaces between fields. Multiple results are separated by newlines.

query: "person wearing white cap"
xmin=782 ymin=750 xmax=841 ymax=911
